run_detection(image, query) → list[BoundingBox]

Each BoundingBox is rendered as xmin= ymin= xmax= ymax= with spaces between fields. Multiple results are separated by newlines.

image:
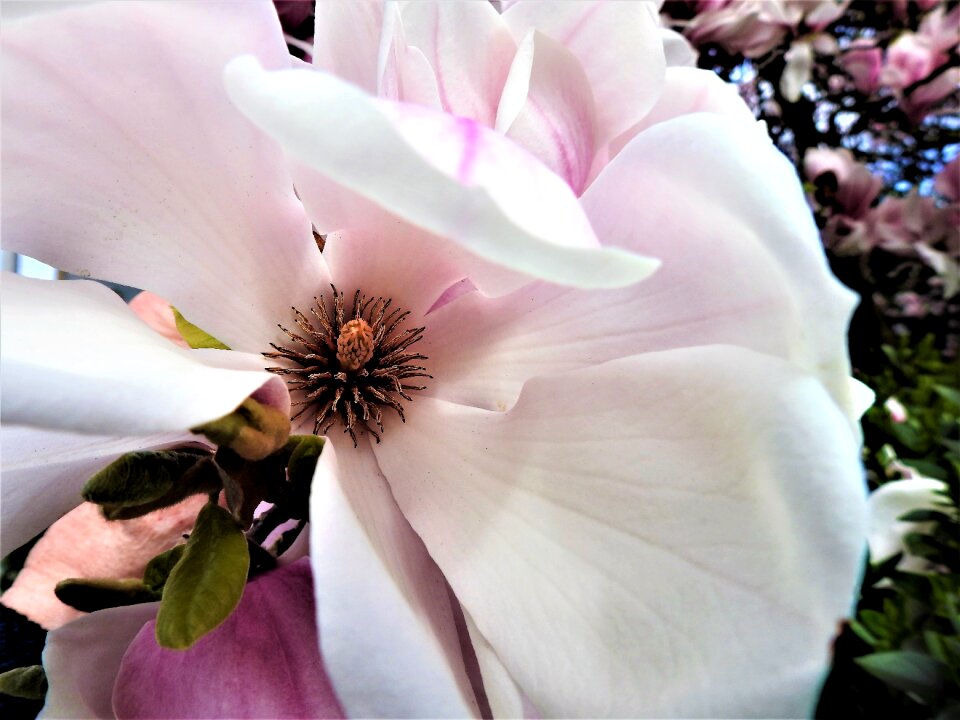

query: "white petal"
xmin=1 ymin=275 xmax=286 ymax=435
xmin=224 ymin=57 xmax=659 ymax=292
xmin=375 ymin=346 xmax=867 ymax=717
xmin=309 ymin=438 xmax=479 ymax=718
xmin=1 ymin=0 xmax=327 ymax=351
xmin=461 ymin=610 xmax=537 ymax=720
xmin=40 ymin=602 xmax=159 ymax=719
xmin=424 ymin=114 xmax=857 ymax=423
xmin=868 ymin=478 xmax=949 ymax=564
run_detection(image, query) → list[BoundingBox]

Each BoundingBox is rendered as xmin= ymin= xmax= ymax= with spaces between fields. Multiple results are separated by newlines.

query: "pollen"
xmin=337 ymin=318 xmax=375 ymax=371
xmin=263 ymin=285 xmax=431 ymax=447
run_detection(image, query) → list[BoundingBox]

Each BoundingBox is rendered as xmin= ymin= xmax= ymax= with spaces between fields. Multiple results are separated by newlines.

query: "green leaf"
xmin=285 ymin=435 xmax=325 ymax=518
xmin=898 ymin=509 xmax=952 ymax=524
xmin=155 ymin=503 xmax=250 ymax=650
xmin=172 ymin=307 xmax=230 ymax=350
xmin=82 ymin=450 xmax=206 ymax=506
xmin=54 ymin=577 xmax=159 ymax=612
xmin=933 ymin=385 xmax=960 ymax=408
xmin=191 ymin=398 xmax=290 ymax=461
xmin=143 ymin=544 xmax=187 ymax=593
xmin=0 ymin=666 xmax=47 ymax=700
xmin=92 ymin=454 xmax=222 ymax=521
xmin=856 ymin=650 xmax=950 ymax=703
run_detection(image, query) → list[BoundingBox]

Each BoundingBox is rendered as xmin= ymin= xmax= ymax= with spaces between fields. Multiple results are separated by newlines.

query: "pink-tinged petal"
xmin=1 ymin=275 xmax=288 ymax=434
xmin=378 ymin=3 xmax=443 ymax=109
xmin=400 ymin=1 xmax=516 ymax=127
xmin=607 ymin=67 xmax=757 ymax=162
xmin=1 ymin=1 xmax=327 ymax=352
xmin=501 ymin=0 xmax=665 ymax=146
xmin=1 ymin=426 xmax=188 ymax=555
xmin=585 ymin=115 xmax=858 ymax=418
xmin=496 ymin=30 xmax=596 ymax=194
xmin=321 ymin=223 xmax=478 ymax=320
xmin=661 ymin=26 xmax=698 ymax=67
xmin=309 ymin=439 xmax=479 ymax=718
xmin=375 ymin=347 xmax=867 ymax=717
xmin=2 ymin=497 xmax=205 ymax=630
xmin=112 ymin=560 xmax=344 ymax=719
xmin=224 ymin=58 xmax=659 ymax=292
xmin=41 ymin=602 xmax=159 ymax=719
xmin=128 ymin=291 xmax=188 ymax=348
xmin=312 ymin=0 xmax=383 ymax=93
xmin=425 ymin=115 xmax=857 ymax=423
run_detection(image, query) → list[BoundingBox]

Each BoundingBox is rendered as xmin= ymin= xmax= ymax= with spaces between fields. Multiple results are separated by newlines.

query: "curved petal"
xmin=378 ymin=2 xmax=442 ymax=109
xmin=2 ymin=498 xmax=205 ymax=630
xmin=501 ymin=0 xmax=665 ymax=146
xmin=424 ymin=114 xmax=857 ymax=421
xmin=587 ymin=114 xmax=858 ymax=417
xmin=496 ymin=30 xmax=597 ymax=195
xmin=867 ymin=478 xmax=949 ymax=565
xmin=113 ymin=560 xmax=344 ymax=719
xmin=41 ymin=602 xmax=158 ymax=719
xmin=1 ymin=0 xmax=327 ymax=351
xmin=0 ymin=425 xmax=187 ymax=555
xmin=223 ymin=57 xmax=659 ymax=292
xmin=375 ymin=346 xmax=867 ymax=717
xmin=309 ymin=438 xmax=479 ymax=718
xmin=461 ymin=610 xmax=538 ymax=720
xmin=400 ymin=0 xmax=515 ymax=127
xmin=607 ymin=67 xmax=759 ymax=161
xmin=312 ymin=0 xmax=383 ymax=93
xmin=1 ymin=275 xmax=287 ymax=434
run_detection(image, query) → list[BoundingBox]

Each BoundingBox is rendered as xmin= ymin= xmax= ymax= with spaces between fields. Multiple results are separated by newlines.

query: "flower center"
xmin=263 ymin=285 xmax=431 ymax=446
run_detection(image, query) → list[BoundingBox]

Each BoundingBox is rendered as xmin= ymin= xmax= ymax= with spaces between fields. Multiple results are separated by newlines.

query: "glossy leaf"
xmin=856 ymin=651 xmax=950 ymax=702
xmin=155 ymin=503 xmax=250 ymax=650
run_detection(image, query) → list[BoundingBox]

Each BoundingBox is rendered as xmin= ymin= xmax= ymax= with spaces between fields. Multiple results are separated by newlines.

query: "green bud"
xmin=192 ymin=398 xmax=290 ymax=461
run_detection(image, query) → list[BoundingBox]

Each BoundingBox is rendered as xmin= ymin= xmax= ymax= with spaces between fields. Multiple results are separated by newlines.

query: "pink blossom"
xmin=2 ymin=2 xmax=867 ymax=717
xmin=935 ymin=155 xmax=960 ymax=202
xmin=882 ymin=32 xmax=947 ymax=89
xmin=805 ymin=147 xmax=883 ymax=219
xmin=839 ymin=38 xmax=884 ymax=94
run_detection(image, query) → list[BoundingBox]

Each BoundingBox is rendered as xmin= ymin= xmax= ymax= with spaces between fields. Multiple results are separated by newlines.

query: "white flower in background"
xmin=2 ymin=1 xmax=868 ymax=717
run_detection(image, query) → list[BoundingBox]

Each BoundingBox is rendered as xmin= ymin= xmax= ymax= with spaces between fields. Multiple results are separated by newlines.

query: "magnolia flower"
xmin=838 ymin=39 xmax=883 ymax=95
xmin=2 ymin=1 xmax=868 ymax=718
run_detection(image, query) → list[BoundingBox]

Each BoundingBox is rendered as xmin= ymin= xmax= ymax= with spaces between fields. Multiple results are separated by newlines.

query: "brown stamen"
xmin=264 ymin=286 xmax=432 ymax=447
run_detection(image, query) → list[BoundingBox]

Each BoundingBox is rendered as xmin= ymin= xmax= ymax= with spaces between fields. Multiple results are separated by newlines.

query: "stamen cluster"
xmin=264 ymin=286 xmax=430 ymax=446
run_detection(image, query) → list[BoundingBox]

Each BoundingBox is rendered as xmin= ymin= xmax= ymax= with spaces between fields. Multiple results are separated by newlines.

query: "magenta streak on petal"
xmin=426 ymin=277 xmax=478 ymax=315
xmin=456 ymin=117 xmax=481 ymax=183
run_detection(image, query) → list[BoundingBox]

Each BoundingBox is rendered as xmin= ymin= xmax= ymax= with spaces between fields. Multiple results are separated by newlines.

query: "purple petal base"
xmin=113 ymin=559 xmax=344 ymax=719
